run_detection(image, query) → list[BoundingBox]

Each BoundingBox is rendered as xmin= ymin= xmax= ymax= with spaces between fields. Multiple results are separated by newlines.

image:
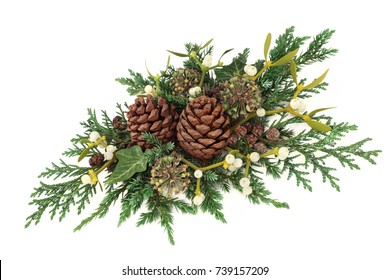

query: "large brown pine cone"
xmin=177 ymin=96 xmax=230 ymax=160
xmin=127 ymin=95 xmax=179 ymax=149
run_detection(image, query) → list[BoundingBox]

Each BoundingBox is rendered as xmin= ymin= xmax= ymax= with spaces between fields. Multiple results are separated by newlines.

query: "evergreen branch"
xmin=39 ymin=160 xmax=90 ymax=180
xmin=25 ymin=178 xmax=97 ymax=228
xmin=297 ymin=29 xmax=338 ymax=65
xmin=73 ymin=185 xmax=126 ymax=231
xmin=137 ymin=194 xmax=176 ymax=245
xmin=200 ymin=181 xmax=226 ymax=223
xmin=116 ymin=69 xmax=151 ymax=95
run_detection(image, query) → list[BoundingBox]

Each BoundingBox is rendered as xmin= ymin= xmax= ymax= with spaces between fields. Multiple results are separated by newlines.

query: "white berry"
xmin=193 ymin=193 xmax=205 ymax=206
xmin=233 ymin=158 xmax=243 ymax=168
xmin=244 ymin=65 xmax=257 ymax=77
xmin=81 ymin=174 xmax=92 ymax=185
xmin=277 ymin=147 xmax=290 ymax=160
xmin=202 ymin=54 xmax=213 ymax=67
xmin=144 ymin=85 xmax=153 ymax=93
xmin=249 ymin=152 xmax=260 ymax=163
xmin=242 ymin=186 xmax=253 ymax=196
xmin=194 ymin=170 xmax=203 ymax=178
xmin=256 ymin=108 xmax=266 ymax=117
xmin=225 ymin=154 xmax=235 ymax=165
xmin=239 ymin=177 xmax=250 ymax=188
xmin=189 ymin=87 xmax=196 ymax=96
xmin=290 ymin=98 xmax=301 ymax=110
xmin=104 ymin=151 xmax=114 ymax=161
xmin=228 ymin=164 xmax=237 ymax=172
xmin=194 ymin=86 xmax=201 ymax=94
xmin=106 ymin=145 xmax=117 ymax=153
xmin=297 ymin=101 xmax=306 ymax=113
xmin=89 ymin=131 xmax=101 ymax=142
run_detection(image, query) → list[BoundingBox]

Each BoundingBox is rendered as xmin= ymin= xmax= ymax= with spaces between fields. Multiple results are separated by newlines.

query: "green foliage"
xmin=137 ymin=193 xmax=195 ymax=245
xmin=214 ymin=48 xmax=250 ymax=81
xmin=115 ymin=69 xmax=152 ymax=95
xmin=27 ymin=27 xmax=381 ymax=246
xmin=26 ymin=178 xmax=96 ymax=228
xmin=106 ymin=145 xmax=147 ymax=185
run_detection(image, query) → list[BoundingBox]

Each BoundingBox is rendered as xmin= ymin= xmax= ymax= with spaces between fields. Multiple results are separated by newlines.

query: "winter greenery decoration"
xmin=26 ymin=27 xmax=381 ymax=244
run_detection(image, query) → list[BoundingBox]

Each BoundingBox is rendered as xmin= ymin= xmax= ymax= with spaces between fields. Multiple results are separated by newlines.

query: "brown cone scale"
xmin=127 ymin=95 xmax=179 ymax=149
xmin=177 ymin=96 xmax=230 ymax=160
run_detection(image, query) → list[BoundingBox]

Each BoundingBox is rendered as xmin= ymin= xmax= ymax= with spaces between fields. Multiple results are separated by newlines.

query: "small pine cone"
xmin=169 ymin=68 xmax=202 ymax=97
xmin=246 ymin=135 xmax=258 ymax=147
xmin=127 ymin=95 xmax=179 ymax=149
xmin=266 ymin=127 xmax=280 ymax=141
xmin=177 ymin=96 xmax=230 ymax=160
xmin=243 ymin=122 xmax=253 ymax=132
xmin=235 ymin=125 xmax=248 ymax=137
xmin=254 ymin=142 xmax=268 ymax=153
xmin=113 ymin=116 xmax=127 ymax=130
xmin=252 ymin=123 xmax=264 ymax=137
xmin=228 ymin=134 xmax=239 ymax=147
xmin=89 ymin=154 xmax=104 ymax=167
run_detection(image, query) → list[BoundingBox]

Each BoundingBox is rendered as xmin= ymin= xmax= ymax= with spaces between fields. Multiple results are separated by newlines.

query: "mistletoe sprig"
xmin=26 ymin=27 xmax=381 ymax=245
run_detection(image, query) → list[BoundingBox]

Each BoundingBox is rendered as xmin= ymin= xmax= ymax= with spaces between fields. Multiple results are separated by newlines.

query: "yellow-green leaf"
xmin=308 ymin=107 xmax=336 ymax=117
xmin=166 ymin=55 xmax=171 ymax=69
xmin=306 ymin=119 xmax=332 ymax=132
xmin=303 ymin=69 xmax=329 ymax=90
xmin=79 ymin=139 xmax=91 ymax=144
xmin=200 ymin=38 xmax=214 ymax=50
xmin=290 ymin=60 xmax=297 ymax=85
xmin=271 ymin=49 xmax=299 ymax=67
xmin=264 ymin=33 xmax=272 ymax=61
xmin=166 ymin=50 xmax=188 ymax=57
xmin=78 ymin=147 xmax=91 ymax=162
xmin=144 ymin=61 xmax=153 ymax=77
xmin=218 ymin=48 xmax=234 ymax=62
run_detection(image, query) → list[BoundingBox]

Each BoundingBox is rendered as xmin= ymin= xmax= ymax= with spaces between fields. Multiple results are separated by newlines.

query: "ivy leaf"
xmin=106 ymin=146 xmax=147 ymax=185
xmin=214 ymin=48 xmax=250 ymax=81
xmin=306 ymin=119 xmax=332 ymax=132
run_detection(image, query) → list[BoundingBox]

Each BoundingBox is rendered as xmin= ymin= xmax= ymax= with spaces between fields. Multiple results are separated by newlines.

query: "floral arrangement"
xmin=26 ymin=27 xmax=380 ymax=244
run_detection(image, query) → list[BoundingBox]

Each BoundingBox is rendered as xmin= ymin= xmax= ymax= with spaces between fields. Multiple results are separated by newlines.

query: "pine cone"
xmin=177 ymin=96 xmax=230 ymax=160
xmin=127 ymin=95 xmax=179 ymax=149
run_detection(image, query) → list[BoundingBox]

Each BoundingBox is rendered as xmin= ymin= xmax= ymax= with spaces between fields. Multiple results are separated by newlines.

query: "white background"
xmin=1 ymin=0 xmax=389 ymax=279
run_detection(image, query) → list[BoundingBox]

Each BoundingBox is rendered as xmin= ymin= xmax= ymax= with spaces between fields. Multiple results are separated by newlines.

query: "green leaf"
xmin=167 ymin=50 xmax=188 ymax=57
xmin=144 ymin=61 xmax=153 ymax=77
xmin=214 ymin=48 xmax=250 ymax=81
xmin=303 ymin=69 xmax=329 ymax=89
xmin=264 ymin=33 xmax=272 ymax=60
xmin=79 ymin=139 xmax=90 ymax=144
xmin=271 ymin=48 xmax=299 ymax=67
xmin=218 ymin=48 xmax=234 ymax=62
xmin=306 ymin=119 xmax=332 ymax=132
xmin=106 ymin=146 xmax=147 ymax=185
xmin=200 ymin=38 xmax=213 ymax=50
xmin=308 ymin=107 xmax=336 ymax=117
xmin=290 ymin=60 xmax=298 ymax=85
xmin=78 ymin=147 xmax=91 ymax=162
